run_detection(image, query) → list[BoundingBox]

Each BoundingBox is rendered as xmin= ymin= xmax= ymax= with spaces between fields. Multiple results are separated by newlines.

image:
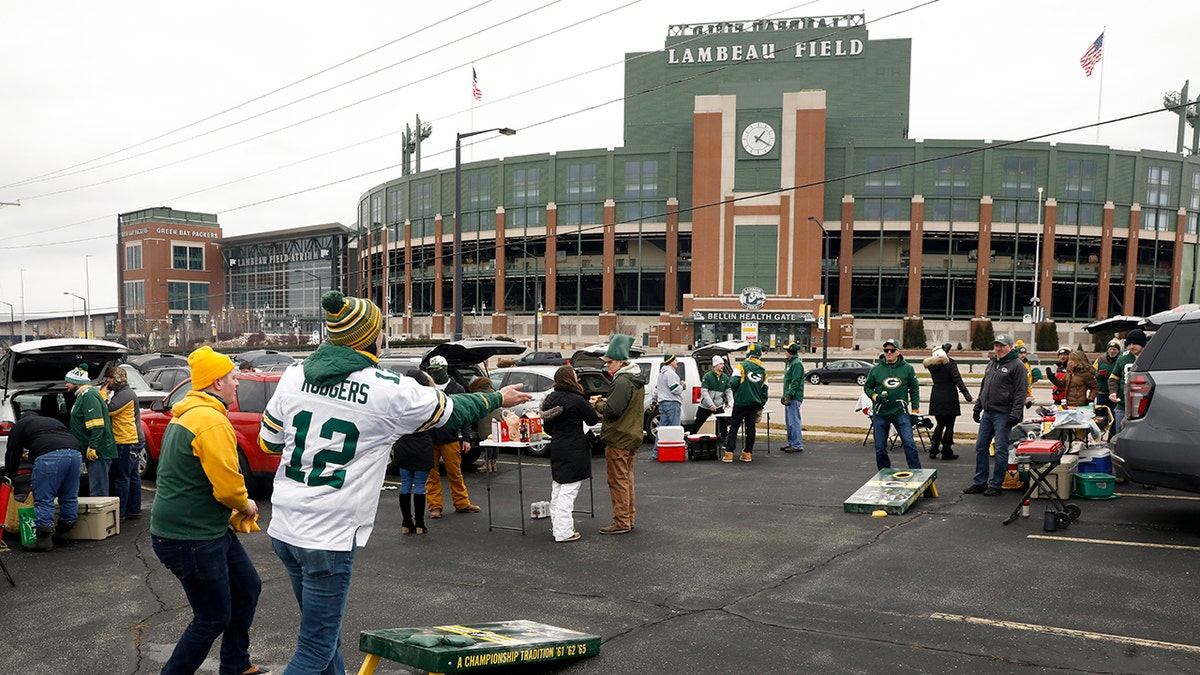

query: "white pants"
xmin=550 ymin=480 xmax=583 ymax=541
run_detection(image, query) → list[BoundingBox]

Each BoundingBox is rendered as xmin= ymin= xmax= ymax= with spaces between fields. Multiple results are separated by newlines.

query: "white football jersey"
xmin=262 ymin=363 xmax=452 ymax=550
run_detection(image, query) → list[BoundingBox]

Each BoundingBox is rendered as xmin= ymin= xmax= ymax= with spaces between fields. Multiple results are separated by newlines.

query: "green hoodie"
xmin=730 ymin=358 xmax=769 ymax=406
xmin=864 ymin=354 xmax=920 ymax=421
xmin=301 ymin=343 xmax=502 ymax=429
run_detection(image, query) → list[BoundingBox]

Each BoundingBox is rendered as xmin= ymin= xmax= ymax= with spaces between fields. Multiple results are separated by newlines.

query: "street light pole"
xmin=19 ymin=268 xmax=26 ymax=343
xmin=65 ymin=292 xmax=87 ymax=339
xmin=1031 ymin=186 xmax=1044 ymax=347
xmin=808 ymin=216 xmax=831 ymax=367
xmin=0 ymin=300 xmax=12 ymax=345
xmin=84 ymin=255 xmax=92 ymax=338
xmin=454 ymin=126 xmax=516 ymax=340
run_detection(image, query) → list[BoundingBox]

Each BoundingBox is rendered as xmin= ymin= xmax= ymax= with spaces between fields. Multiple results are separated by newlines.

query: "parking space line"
xmin=1114 ymin=492 xmax=1200 ymax=501
xmin=929 ymin=612 xmax=1200 ymax=654
xmin=1027 ymin=534 xmax=1200 ymax=552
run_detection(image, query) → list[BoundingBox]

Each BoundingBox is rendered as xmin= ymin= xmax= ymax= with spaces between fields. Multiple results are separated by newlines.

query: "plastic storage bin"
xmin=685 ymin=434 xmax=719 ymax=461
xmin=1073 ymin=473 xmax=1116 ymax=499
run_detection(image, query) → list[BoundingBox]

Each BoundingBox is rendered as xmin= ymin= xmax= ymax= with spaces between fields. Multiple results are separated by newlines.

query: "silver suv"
xmin=1113 ymin=306 xmax=1200 ymax=492
xmin=0 ymin=338 xmax=130 ymax=472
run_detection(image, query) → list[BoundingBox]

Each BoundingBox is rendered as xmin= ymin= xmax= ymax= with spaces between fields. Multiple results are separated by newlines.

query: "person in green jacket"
xmin=1108 ymin=328 xmax=1147 ymax=436
xmin=690 ymin=355 xmax=732 ymax=434
xmin=781 ymin=342 xmax=805 ymax=453
xmin=594 ymin=334 xmax=646 ymax=535
xmin=65 ymin=365 xmax=116 ymax=497
xmin=863 ymin=338 xmax=922 ymax=470
xmin=722 ymin=343 xmax=769 ymax=463
xmin=1093 ymin=338 xmax=1121 ymax=437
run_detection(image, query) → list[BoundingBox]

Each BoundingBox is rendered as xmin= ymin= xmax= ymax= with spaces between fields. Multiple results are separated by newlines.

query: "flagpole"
xmin=470 ymin=64 xmax=476 ymax=162
xmin=1095 ymin=27 xmax=1106 ymax=144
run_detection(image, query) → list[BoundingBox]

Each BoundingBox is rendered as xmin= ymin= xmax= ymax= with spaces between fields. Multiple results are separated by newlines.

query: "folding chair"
xmin=0 ymin=478 xmax=17 ymax=587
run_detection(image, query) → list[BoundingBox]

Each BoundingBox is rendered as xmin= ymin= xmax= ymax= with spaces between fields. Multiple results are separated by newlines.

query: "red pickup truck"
xmin=140 ymin=371 xmax=283 ymax=497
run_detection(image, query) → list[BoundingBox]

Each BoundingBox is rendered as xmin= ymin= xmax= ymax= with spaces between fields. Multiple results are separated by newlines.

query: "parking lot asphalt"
xmin=5 ymin=440 xmax=1200 ymax=674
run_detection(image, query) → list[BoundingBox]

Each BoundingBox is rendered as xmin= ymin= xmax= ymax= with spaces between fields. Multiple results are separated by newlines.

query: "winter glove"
xmin=782 ymin=395 xmax=792 ymax=405
xmin=1007 ymin=415 xmax=1022 ymax=428
xmin=964 ymin=393 xmax=973 ymax=403
xmin=972 ymin=409 xmax=982 ymax=424
xmin=909 ymin=413 xmax=920 ymax=426
xmin=85 ymin=448 xmax=98 ymax=462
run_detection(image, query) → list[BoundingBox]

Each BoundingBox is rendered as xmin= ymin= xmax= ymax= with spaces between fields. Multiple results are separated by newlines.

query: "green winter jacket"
xmin=597 ymin=364 xmax=647 ymax=450
xmin=864 ymin=355 xmax=920 ymax=421
xmin=69 ymin=384 xmax=117 ymax=460
xmin=1108 ymin=349 xmax=1138 ymax=411
xmin=782 ymin=356 xmax=805 ymax=402
xmin=729 ymin=358 xmax=769 ymax=406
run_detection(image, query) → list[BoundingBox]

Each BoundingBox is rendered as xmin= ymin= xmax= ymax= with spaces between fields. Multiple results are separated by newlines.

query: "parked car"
xmin=144 ymin=366 xmax=191 ymax=394
xmin=513 ymin=350 xmax=567 ymax=366
xmin=235 ymin=349 xmax=297 ymax=369
xmin=1113 ymin=305 xmax=1200 ymax=492
xmin=0 ymin=338 xmax=129 ymax=473
xmin=805 ymin=358 xmax=875 ymax=386
xmin=126 ymin=352 xmax=188 ymax=374
xmin=118 ymin=363 xmax=165 ymax=408
xmin=140 ymin=371 xmax=283 ymax=497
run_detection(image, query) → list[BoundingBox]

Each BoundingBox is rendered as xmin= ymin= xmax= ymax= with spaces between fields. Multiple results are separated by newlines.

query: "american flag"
xmin=472 ymin=67 xmax=482 ymax=101
xmin=1079 ymin=32 xmax=1104 ymax=77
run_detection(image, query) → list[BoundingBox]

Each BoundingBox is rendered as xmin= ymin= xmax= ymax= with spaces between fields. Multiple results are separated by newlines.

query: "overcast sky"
xmin=1 ymin=0 xmax=1195 ymax=324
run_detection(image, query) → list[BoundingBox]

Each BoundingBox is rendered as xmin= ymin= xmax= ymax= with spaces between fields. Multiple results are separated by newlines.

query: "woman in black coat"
xmin=393 ymin=369 xmax=436 ymax=534
xmin=923 ymin=345 xmax=973 ymax=460
xmin=540 ymin=365 xmax=600 ymax=543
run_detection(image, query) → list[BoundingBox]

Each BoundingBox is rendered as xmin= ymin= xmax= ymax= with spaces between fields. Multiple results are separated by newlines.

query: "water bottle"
xmin=1043 ymin=506 xmax=1057 ymax=532
xmin=1021 ymin=499 xmax=1030 ymax=519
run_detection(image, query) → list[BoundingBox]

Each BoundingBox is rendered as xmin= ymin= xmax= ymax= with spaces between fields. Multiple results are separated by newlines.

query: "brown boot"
xmin=721 ymin=451 xmax=734 ymax=463
xmin=739 ymin=452 xmax=752 ymax=463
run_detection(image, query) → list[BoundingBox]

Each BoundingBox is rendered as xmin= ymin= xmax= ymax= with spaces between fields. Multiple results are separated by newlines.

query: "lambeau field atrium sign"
xmin=666 ymin=14 xmax=866 ymax=65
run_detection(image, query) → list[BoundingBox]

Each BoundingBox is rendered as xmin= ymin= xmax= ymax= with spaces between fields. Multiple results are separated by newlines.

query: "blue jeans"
xmin=86 ymin=458 xmax=112 ymax=497
xmin=973 ymin=411 xmax=1012 ymax=489
xmin=32 ymin=449 xmax=81 ymax=527
xmin=1111 ymin=408 xmax=1125 ymax=437
xmin=272 ymin=537 xmax=357 ymax=675
xmin=152 ymin=530 xmax=262 ymax=675
xmin=784 ymin=399 xmax=804 ymax=449
xmin=110 ymin=443 xmax=140 ymax=517
xmin=873 ymin=414 xmax=920 ymax=470
xmin=399 ymin=468 xmax=429 ymax=494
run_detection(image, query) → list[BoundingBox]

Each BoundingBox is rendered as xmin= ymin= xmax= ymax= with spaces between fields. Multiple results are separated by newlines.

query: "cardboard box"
xmin=74 ymin=496 xmax=120 ymax=540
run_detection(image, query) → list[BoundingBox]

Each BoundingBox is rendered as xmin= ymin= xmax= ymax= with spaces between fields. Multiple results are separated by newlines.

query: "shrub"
xmin=902 ymin=318 xmax=927 ymax=350
xmin=1036 ymin=322 xmax=1060 ymax=352
xmin=970 ymin=321 xmax=995 ymax=351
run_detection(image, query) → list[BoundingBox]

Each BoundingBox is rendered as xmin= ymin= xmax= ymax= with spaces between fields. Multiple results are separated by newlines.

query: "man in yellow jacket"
xmin=150 ymin=347 xmax=267 ymax=675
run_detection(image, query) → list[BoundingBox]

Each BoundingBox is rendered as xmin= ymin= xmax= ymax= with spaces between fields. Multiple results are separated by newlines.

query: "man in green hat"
xmin=722 ymin=343 xmax=769 ymax=463
xmin=781 ymin=342 xmax=805 ymax=453
xmin=593 ymin=334 xmax=645 ymax=534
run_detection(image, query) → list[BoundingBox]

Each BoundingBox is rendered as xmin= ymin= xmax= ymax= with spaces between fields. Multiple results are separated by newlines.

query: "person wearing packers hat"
xmin=1093 ymin=338 xmax=1122 ymax=437
xmin=1048 ymin=346 xmax=1072 ymax=405
xmin=964 ymin=333 xmax=1027 ymax=496
xmin=1108 ymin=328 xmax=1148 ymax=436
xmin=864 ymin=339 xmax=922 ymax=470
xmin=780 ymin=342 xmax=805 ymax=453
xmin=423 ymin=354 xmax=480 ymax=517
xmin=592 ymin=334 xmax=646 ymax=534
xmin=722 ymin=343 xmax=769 ymax=463
xmin=65 ymin=364 xmax=116 ymax=497
xmin=262 ymin=291 xmax=531 ymax=672
xmin=150 ymin=346 xmax=269 ymax=675
xmin=650 ymin=353 xmax=684 ymax=460
xmin=691 ymin=355 xmax=732 ymax=434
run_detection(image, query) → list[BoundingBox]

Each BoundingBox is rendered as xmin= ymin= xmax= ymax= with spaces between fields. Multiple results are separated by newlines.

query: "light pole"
xmin=0 ymin=300 xmax=11 ymax=345
xmin=19 ymin=268 xmax=26 ymax=343
xmin=455 ymin=126 xmax=516 ymax=340
xmin=64 ymin=292 xmax=87 ymax=338
xmin=808 ymin=216 xmax=831 ymax=366
xmin=1030 ymin=186 xmax=1044 ymax=347
xmin=84 ymin=255 xmax=92 ymax=338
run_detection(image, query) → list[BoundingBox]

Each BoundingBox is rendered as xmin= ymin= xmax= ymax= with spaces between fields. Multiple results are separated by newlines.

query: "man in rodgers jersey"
xmin=260 ymin=291 xmax=531 ymax=674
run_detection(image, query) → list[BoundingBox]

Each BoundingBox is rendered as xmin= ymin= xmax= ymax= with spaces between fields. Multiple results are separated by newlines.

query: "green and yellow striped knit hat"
xmin=322 ymin=291 xmax=383 ymax=350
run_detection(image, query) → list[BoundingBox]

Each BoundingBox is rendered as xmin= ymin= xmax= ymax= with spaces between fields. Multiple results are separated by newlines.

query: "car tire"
xmin=644 ymin=410 xmax=660 ymax=441
xmin=855 ymin=374 xmax=868 ymax=386
xmin=238 ymin=451 xmax=267 ymax=499
xmin=807 ymin=373 xmax=822 ymax=385
xmin=138 ymin=446 xmax=156 ymax=481
xmin=525 ymin=442 xmax=550 ymax=458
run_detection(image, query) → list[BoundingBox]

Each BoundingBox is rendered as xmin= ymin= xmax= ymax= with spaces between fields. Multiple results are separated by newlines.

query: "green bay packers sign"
xmin=360 ymin=620 xmax=600 ymax=672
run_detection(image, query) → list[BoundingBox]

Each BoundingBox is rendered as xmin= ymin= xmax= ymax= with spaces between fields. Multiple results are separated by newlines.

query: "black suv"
xmin=1113 ymin=305 xmax=1200 ymax=492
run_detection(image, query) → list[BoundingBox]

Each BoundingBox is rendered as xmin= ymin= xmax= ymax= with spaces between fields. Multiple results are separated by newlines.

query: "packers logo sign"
xmin=739 ymin=286 xmax=766 ymax=310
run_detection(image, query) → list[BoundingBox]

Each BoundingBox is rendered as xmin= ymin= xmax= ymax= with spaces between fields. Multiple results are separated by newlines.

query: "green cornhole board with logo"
xmin=844 ymin=468 xmax=938 ymax=515
xmin=359 ymin=620 xmax=600 ymax=673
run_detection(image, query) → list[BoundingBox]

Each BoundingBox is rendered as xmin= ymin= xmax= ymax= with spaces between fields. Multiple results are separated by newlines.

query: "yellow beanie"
xmin=189 ymin=346 xmax=235 ymax=390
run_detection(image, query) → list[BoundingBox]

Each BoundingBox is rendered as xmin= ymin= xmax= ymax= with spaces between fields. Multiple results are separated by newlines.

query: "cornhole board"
xmin=358 ymin=620 xmax=600 ymax=674
xmin=843 ymin=468 xmax=938 ymax=515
